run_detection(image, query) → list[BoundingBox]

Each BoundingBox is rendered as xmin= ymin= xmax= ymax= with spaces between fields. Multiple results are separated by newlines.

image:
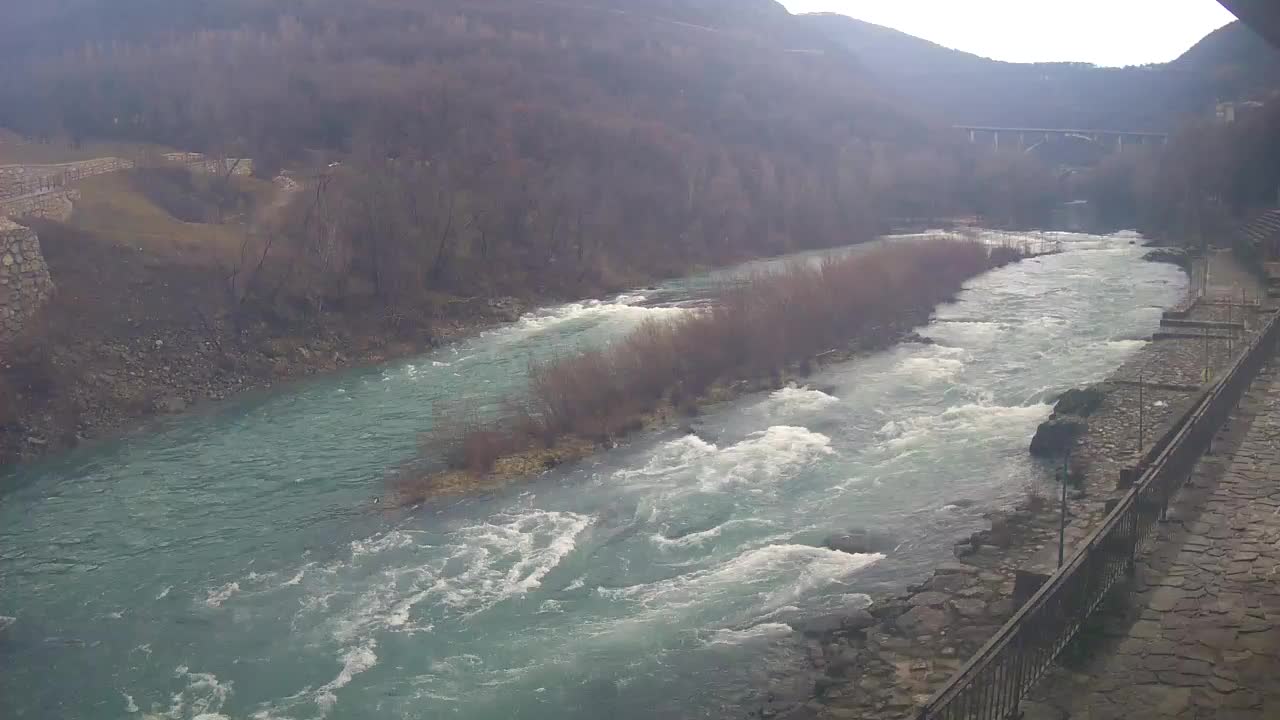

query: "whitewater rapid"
xmin=0 ymin=231 xmax=1185 ymax=720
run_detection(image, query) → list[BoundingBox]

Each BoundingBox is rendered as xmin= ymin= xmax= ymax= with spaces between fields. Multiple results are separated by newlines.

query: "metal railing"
xmin=918 ymin=308 xmax=1280 ymax=720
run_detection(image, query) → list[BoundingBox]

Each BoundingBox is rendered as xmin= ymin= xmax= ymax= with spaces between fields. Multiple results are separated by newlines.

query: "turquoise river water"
xmin=0 ymin=231 xmax=1185 ymax=719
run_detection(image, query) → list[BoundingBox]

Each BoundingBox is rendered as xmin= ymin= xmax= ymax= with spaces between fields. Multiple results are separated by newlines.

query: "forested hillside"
xmin=2 ymin=1 xmax=1272 ymax=306
xmin=0 ymin=0 xmax=1058 ymax=308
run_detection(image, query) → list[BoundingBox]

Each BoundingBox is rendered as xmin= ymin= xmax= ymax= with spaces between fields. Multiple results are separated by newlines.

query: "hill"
xmin=0 ymin=0 xmax=1056 ymax=302
xmin=795 ymin=15 xmax=1280 ymax=131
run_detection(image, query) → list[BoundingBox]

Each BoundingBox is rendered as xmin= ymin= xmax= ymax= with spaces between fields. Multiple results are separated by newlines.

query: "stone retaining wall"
xmin=0 ymin=189 xmax=80 ymax=222
xmin=0 ymin=158 xmax=134 ymax=200
xmin=0 ymin=218 xmax=53 ymax=344
xmin=160 ymin=153 xmax=254 ymax=177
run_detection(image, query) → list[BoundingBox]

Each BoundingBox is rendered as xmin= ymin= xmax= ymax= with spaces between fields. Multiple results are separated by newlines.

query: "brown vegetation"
xmin=0 ymin=0 xmax=1063 ymax=315
xmin=1073 ymin=101 xmax=1280 ymax=250
xmin=398 ymin=238 xmax=1020 ymax=503
xmin=0 ymin=0 xmax=1071 ymax=469
xmin=0 ymin=215 xmax=521 ymax=468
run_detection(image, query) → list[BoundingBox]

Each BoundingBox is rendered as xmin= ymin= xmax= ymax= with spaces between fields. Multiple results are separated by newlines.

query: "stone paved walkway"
xmin=1027 ymin=366 xmax=1280 ymax=720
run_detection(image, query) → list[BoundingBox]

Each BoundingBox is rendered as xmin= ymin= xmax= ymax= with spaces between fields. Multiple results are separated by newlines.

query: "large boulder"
xmin=1029 ymin=416 xmax=1086 ymax=458
xmin=1052 ymin=385 xmax=1109 ymax=418
xmin=789 ymin=608 xmax=876 ymax=638
xmin=823 ymin=528 xmax=895 ymax=556
xmin=896 ymin=606 xmax=948 ymax=636
xmin=1143 ymin=247 xmax=1192 ymax=271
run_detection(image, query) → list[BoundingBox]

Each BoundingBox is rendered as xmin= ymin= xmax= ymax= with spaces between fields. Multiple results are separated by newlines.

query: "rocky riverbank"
xmin=0 ymin=220 xmax=531 ymax=469
xmin=766 ymin=250 xmax=1267 ymax=720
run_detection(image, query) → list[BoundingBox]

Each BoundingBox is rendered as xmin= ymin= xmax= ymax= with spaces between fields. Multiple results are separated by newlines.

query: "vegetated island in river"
xmin=393 ymin=237 xmax=1034 ymax=504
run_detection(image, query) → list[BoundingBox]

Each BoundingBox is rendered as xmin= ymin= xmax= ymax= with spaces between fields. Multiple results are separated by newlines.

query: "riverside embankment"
xmin=797 ymin=249 xmax=1262 ymax=720
xmin=0 ymin=231 xmax=1185 ymax=720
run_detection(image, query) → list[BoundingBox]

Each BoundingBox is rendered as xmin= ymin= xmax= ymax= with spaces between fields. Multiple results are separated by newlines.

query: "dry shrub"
xmin=412 ymin=238 xmax=1017 ymax=481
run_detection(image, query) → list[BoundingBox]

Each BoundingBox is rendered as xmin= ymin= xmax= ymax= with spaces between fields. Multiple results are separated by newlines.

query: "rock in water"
xmin=1142 ymin=247 xmax=1192 ymax=270
xmin=1052 ymin=385 xmax=1109 ymax=418
xmin=1029 ymin=416 xmax=1086 ymax=458
xmin=823 ymin=528 xmax=894 ymax=556
xmin=790 ymin=614 xmax=846 ymax=637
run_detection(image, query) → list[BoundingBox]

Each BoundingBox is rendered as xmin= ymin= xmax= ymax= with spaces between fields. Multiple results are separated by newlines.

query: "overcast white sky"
xmin=779 ymin=0 xmax=1239 ymax=66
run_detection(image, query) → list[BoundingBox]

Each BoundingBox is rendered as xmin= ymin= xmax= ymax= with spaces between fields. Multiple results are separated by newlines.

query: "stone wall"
xmin=0 ymin=189 xmax=80 ymax=222
xmin=0 ymin=217 xmax=54 ymax=344
xmin=161 ymin=152 xmax=254 ymax=177
xmin=0 ymin=158 xmax=134 ymax=200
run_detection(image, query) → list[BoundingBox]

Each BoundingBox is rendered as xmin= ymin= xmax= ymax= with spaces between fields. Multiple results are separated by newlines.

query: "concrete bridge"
xmin=957 ymin=125 xmax=1169 ymax=153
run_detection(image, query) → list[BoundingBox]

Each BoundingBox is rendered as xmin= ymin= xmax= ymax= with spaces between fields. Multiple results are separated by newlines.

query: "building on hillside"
xmin=1216 ymin=99 xmax=1265 ymax=124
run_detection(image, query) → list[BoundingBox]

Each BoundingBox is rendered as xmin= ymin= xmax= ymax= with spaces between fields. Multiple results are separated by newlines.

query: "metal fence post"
xmin=1138 ymin=373 xmax=1145 ymax=456
xmin=1059 ymin=451 xmax=1069 ymax=569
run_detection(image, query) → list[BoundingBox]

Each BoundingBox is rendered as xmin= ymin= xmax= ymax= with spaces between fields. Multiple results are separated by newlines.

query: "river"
xmin=0 ymin=231 xmax=1184 ymax=720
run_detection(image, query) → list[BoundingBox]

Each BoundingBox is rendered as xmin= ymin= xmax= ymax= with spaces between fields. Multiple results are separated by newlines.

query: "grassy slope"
xmin=68 ymin=172 xmax=275 ymax=267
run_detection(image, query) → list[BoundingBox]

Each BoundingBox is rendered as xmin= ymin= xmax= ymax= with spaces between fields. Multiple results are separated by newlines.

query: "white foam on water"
xmin=320 ymin=510 xmax=591 ymax=653
xmin=331 ymin=569 xmax=433 ymax=644
xmin=650 ymin=518 xmax=772 ymax=551
xmin=123 ymin=692 xmax=140 ymax=713
xmin=617 ymin=427 xmax=834 ymax=524
xmin=706 ymin=623 xmax=794 ymax=646
xmin=927 ymin=319 xmax=1003 ymax=346
xmin=616 ymin=434 xmax=719 ymax=483
xmin=876 ymin=403 xmax=1051 ymax=453
xmin=1104 ymin=339 xmax=1147 ymax=353
xmin=494 ymin=295 xmax=690 ymax=342
xmin=767 ymin=387 xmax=839 ymax=416
xmin=155 ymin=666 xmax=232 ymax=720
xmin=203 ymin=582 xmax=240 ymax=609
xmin=897 ymin=355 xmax=966 ymax=383
xmin=280 ymin=562 xmax=315 ymax=587
xmin=315 ymin=641 xmax=378 ymax=715
xmin=650 ymin=524 xmax=725 ymax=549
xmin=384 ymin=586 xmax=435 ymax=634
xmin=432 ymin=361 xmax=450 ymax=367
xmin=441 ymin=510 xmax=594 ymax=613
xmin=155 ymin=585 xmax=172 ymax=600
xmin=350 ymin=530 xmax=416 ymax=557
xmin=0 ymin=615 xmax=16 ymax=631
xmin=598 ymin=544 xmax=882 ymax=621
xmin=697 ymin=426 xmax=835 ymax=492
xmin=837 ymin=592 xmax=875 ymax=609
xmin=1027 ymin=315 xmax=1068 ymax=328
